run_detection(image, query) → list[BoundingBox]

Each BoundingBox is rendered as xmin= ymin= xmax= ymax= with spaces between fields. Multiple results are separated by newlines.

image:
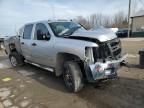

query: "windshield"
xmin=49 ymin=22 xmax=85 ymax=37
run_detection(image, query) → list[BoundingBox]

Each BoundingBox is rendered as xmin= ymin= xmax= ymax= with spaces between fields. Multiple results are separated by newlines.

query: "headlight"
xmin=85 ymin=47 xmax=94 ymax=64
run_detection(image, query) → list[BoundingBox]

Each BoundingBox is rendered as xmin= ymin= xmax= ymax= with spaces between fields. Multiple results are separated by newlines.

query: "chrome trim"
xmin=25 ymin=60 xmax=54 ymax=72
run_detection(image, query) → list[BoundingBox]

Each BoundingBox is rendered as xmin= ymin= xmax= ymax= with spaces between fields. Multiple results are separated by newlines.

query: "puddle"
xmin=18 ymin=70 xmax=35 ymax=76
xmin=19 ymin=99 xmax=31 ymax=107
xmin=3 ymin=99 xmax=13 ymax=107
xmin=0 ymin=88 xmax=11 ymax=100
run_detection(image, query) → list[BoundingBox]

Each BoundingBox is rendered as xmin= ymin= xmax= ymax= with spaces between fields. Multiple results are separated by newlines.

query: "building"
xmin=131 ymin=10 xmax=144 ymax=37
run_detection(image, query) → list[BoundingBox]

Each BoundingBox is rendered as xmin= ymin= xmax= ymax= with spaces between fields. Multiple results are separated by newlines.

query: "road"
xmin=0 ymin=39 xmax=144 ymax=108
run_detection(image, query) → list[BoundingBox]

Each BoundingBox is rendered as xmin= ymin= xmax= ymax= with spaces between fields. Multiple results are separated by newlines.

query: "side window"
xmin=34 ymin=23 xmax=50 ymax=41
xmin=23 ymin=24 xmax=33 ymax=39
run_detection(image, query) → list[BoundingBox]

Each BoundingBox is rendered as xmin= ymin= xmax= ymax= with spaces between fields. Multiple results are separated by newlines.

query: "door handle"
xmin=21 ymin=42 xmax=24 ymax=45
xmin=32 ymin=43 xmax=37 ymax=46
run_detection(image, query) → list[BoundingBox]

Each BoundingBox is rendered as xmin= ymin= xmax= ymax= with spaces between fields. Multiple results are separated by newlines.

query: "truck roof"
xmin=25 ymin=19 xmax=72 ymax=25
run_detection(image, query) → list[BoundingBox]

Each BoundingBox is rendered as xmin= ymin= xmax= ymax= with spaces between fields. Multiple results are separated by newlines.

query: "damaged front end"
xmin=85 ymin=38 xmax=127 ymax=82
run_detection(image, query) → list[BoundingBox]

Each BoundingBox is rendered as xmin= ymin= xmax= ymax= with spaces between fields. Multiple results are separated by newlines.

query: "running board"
xmin=24 ymin=60 xmax=54 ymax=72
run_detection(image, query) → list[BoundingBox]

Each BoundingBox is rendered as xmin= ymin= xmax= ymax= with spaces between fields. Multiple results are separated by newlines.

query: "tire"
xmin=9 ymin=52 xmax=24 ymax=67
xmin=63 ymin=61 xmax=84 ymax=92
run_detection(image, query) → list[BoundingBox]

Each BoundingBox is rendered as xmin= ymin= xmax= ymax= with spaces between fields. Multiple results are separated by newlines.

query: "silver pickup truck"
xmin=4 ymin=20 xmax=126 ymax=92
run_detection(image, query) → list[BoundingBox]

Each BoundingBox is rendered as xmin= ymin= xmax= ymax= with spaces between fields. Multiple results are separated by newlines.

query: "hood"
xmin=71 ymin=29 xmax=117 ymax=42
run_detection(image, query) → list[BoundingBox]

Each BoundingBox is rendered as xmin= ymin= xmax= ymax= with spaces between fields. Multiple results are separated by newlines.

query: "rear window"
xmin=23 ymin=24 xmax=33 ymax=39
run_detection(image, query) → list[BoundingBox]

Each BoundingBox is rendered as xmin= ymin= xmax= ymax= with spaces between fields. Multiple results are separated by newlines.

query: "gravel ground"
xmin=0 ymin=38 xmax=144 ymax=108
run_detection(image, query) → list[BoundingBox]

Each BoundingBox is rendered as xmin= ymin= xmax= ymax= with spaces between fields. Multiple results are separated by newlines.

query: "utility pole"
xmin=128 ymin=0 xmax=131 ymax=38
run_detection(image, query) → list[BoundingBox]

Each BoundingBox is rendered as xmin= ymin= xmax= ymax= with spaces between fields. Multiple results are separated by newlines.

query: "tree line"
xmin=74 ymin=11 xmax=128 ymax=30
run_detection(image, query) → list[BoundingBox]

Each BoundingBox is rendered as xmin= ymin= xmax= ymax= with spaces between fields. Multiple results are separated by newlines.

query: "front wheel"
xmin=63 ymin=61 xmax=84 ymax=92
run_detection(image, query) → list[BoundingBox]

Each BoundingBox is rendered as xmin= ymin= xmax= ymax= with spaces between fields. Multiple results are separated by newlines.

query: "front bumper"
xmin=89 ymin=54 xmax=127 ymax=81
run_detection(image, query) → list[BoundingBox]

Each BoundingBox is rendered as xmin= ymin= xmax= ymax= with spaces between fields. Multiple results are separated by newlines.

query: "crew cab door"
xmin=20 ymin=24 xmax=34 ymax=61
xmin=31 ymin=23 xmax=54 ymax=66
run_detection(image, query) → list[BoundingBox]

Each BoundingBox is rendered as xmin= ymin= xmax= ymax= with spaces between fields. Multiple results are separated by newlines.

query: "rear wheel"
xmin=9 ymin=52 xmax=24 ymax=67
xmin=63 ymin=61 xmax=84 ymax=92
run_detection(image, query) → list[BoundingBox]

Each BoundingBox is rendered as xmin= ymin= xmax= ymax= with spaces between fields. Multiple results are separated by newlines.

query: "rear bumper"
xmin=87 ymin=54 xmax=127 ymax=82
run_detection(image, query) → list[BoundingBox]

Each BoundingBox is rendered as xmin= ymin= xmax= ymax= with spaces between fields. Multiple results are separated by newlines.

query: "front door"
xmin=31 ymin=23 xmax=54 ymax=67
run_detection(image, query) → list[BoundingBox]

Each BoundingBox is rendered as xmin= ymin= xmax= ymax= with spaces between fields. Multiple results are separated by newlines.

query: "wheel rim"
xmin=10 ymin=56 xmax=17 ymax=66
xmin=63 ymin=68 xmax=73 ymax=88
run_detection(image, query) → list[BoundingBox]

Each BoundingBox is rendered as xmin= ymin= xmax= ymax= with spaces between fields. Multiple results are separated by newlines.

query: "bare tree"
xmin=89 ymin=14 xmax=97 ymax=28
xmin=103 ymin=16 xmax=112 ymax=27
xmin=75 ymin=16 xmax=91 ymax=29
xmin=88 ymin=13 xmax=106 ymax=28
xmin=112 ymin=11 xmax=128 ymax=28
xmin=75 ymin=11 xmax=128 ymax=29
xmin=131 ymin=0 xmax=138 ymax=15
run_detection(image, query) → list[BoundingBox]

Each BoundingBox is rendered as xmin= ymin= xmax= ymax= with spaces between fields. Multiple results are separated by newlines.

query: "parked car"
xmin=4 ymin=20 xmax=126 ymax=92
xmin=116 ymin=28 xmax=128 ymax=38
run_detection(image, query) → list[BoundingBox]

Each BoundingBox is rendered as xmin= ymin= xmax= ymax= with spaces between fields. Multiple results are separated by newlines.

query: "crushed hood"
xmin=71 ymin=29 xmax=117 ymax=42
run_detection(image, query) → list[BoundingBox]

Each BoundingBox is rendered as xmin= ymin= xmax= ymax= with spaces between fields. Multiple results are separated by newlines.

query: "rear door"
xmin=20 ymin=24 xmax=34 ymax=61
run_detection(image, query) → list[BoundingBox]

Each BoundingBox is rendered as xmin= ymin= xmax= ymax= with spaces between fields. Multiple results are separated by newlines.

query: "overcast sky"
xmin=0 ymin=0 xmax=143 ymax=36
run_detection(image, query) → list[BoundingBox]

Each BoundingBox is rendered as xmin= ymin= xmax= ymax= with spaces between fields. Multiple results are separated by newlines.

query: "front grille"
xmin=108 ymin=38 xmax=121 ymax=59
xmin=113 ymin=48 xmax=121 ymax=56
xmin=93 ymin=38 xmax=121 ymax=62
xmin=110 ymin=41 xmax=119 ymax=47
xmin=93 ymin=43 xmax=111 ymax=62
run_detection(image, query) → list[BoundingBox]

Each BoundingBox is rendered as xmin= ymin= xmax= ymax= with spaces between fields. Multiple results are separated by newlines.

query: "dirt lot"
xmin=0 ymin=38 xmax=144 ymax=108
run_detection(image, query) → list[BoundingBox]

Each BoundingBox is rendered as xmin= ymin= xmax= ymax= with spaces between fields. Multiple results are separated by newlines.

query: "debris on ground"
xmin=2 ymin=77 xmax=12 ymax=82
